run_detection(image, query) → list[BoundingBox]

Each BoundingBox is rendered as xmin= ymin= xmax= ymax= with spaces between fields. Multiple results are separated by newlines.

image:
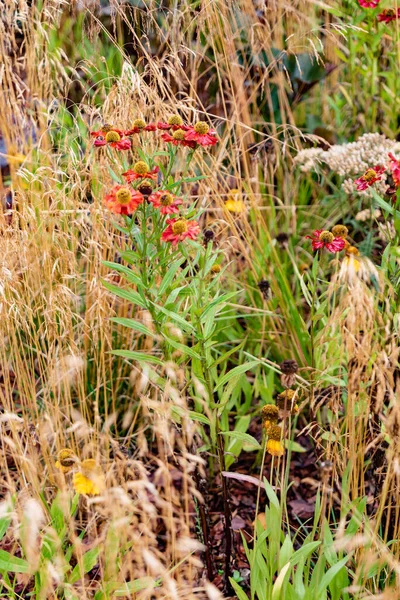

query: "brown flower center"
xmin=133 ymin=161 xmax=149 ymax=175
xmin=194 ymin=121 xmax=209 ymax=134
xmin=115 ymin=187 xmax=132 ymax=204
xmin=105 ymin=131 xmax=121 ymax=143
xmin=171 ymin=220 xmax=188 ymax=235
xmin=319 ymin=231 xmax=334 ymax=243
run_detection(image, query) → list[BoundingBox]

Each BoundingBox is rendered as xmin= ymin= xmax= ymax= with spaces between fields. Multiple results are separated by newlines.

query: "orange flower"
xmin=161 ymin=218 xmax=200 ymax=245
xmin=122 ymin=161 xmax=160 ymax=183
xmin=148 ymin=190 xmax=183 ymax=215
xmin=104 ymin=185 xmax=144 ymax=215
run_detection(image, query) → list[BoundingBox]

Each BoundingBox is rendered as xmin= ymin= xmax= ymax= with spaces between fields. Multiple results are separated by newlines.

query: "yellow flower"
xmin=73 ymin=459 xmax=105 ymax=496
xmin=225 ymin=189 xmax=245 ymax=213
xmin=267 ymin=439 xmax=284 ymax=457
xmin=55 ymin=448 xmax=77 ymax=474
xmin=266 ymin=424 xmax=285 ymax=457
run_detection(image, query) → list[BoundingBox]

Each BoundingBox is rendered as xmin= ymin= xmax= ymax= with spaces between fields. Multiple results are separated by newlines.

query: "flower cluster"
xmin=260 ymin=358 xmax=302 ymax=457
xmin=358 ymin=0 xmax=400 ymax=22
xmin=95 ymin=115 xmax=219 ymax=246
xmin=91 ymin=115 xmax=218 ymax=152
xmin=353 ymin=153 xmax=400 ymax=201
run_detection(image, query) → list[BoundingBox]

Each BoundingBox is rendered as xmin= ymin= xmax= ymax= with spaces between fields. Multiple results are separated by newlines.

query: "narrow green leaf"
xmin=0 ymin=549 xmax=29 ymax=573
xmin=214 ymin=361 xmax=259 ymax=391
xmin=112 ymin=349 xmax=163 ymax=365
xmin=111 ymin=317 xmax=156 ymax=338
xmin=219 ymin=430 xmax=261 ymax=450
xmin=103 ymin=281 xmax=147 ymax=308
xmin=68 ymin=547 xmax=99 ymax=584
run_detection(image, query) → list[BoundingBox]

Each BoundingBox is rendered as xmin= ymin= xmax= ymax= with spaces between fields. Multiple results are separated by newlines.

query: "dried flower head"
xmin=211 ymin=264 xmax=222 ymax=274
xmin=73 ymin=459 xmax=105 ymax=496
xmin=262 ymin=404 xmax=279 ymax=432
xmin=203 ymin=229 xmax=215 ymax=243
xmin=277 ymin=389 xmax=299 ymax=414
xmin=258 ymin=279 xmax=271 ymax=300
xmin=280 ymin=360 xmax=299 ymax=375
xmin=280 ymin=359 xmax=298 ymax=388
xmin=137 ymin=180 xmax=154 ymax=196
xmin=331 ymin=224 xmax=348 ymax=238
xmin=55 ymin=448 xmax=77 ymax=473
xmin=276 ymin=232 xmax=289 ymax=249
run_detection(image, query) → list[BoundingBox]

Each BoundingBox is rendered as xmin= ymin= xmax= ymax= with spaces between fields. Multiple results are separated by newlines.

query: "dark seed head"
xmin=279 ymin=359 xmax=299 ymax=375
xmin=257 ymin=279 xmax=271 ymax=300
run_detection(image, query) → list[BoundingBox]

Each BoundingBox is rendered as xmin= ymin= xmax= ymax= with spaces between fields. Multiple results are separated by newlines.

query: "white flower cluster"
xmin=294 ymin=133 xmax=400 ymax=176
xmin=294 ymin=133 xmax=400 ymax=197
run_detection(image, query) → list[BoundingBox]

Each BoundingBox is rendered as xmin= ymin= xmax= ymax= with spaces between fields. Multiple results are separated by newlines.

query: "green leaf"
xmin=229 ymin=578 xmax=250 ymax=600
xmin=68 ymin=547 xmax=99 ymax=584
xmin=150 ymin=303 xmax=195 ymax=334
xmin=317 ymin=555 xmax=349 ymax=596
xmin=112 ymin=349 xmax=164 ymax=366
xmin=102 ymin=261 xmax=143 ymax=288
xmin=111 ymin=317 xmax=156 ymax=338
xmin=272 ymin=562 xmax=291 ymax=600
xmin=0 ymin=549 xmax=29 ymax=573
xmin=214 ymin=361 xmax=259 ymax=391
xmin=284 ymin=439 xmax=306 ymax=453
xmin=0 ymin=499 xmax=14 ymax=542
xmin=162 ymin=335 xmax=200 ymax=359
xmin=102 ymin=281 xmax=147 ymax=309
xmin=219 ymin=430 xmax=261 ymax=450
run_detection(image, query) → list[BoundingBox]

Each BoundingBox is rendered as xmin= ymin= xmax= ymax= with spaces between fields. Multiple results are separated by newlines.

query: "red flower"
xmin=354 ymin=165 xmax=386 ymax=191
xmin=122 ymin=161 xmax=160 ymax=183
xmin=157 ymin=115 xmax=190 ymax=131
xmin=388 ymin=153 xmax=400 ymax=187
xmin=93 ymin=130 xmax=131 ymax=150
xmin=358 ymin=0 xmax=380 ymax=6
xmin=377 ymin=7 xmax=400 ymax=21
xmin=185 ymin=122 xmax=218 ymax=147
xmin=161 ymin=131 xmax=196 ymax=148
xmin=306 ymin=230 xmax=346 ymax=253
xmin=90 ymin=125 xmax=124 ymax=137
xmin=124 ymin=120 xmax=157 ymax=135
xmin=148 ymin=191 xmax=183 ymax=215
xmin=161 ymin=218 xmax=200 ymax=245
xmin=104 ymin=185 xmax=144 ymax=215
